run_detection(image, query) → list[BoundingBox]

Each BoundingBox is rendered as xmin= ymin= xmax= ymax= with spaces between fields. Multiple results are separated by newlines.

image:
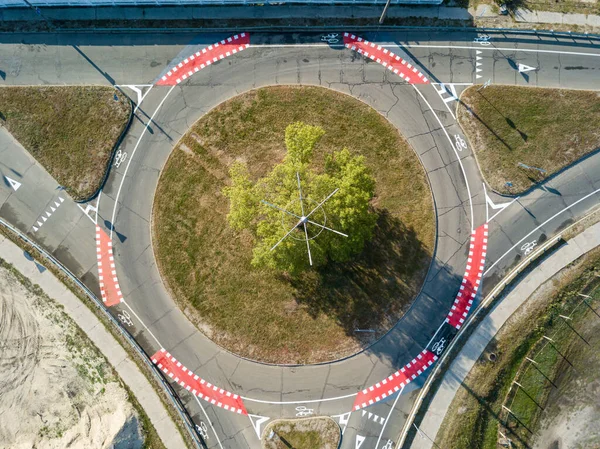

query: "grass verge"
xmin=153 ymin=85 xmax=435 ymax=364
xmin=0 ymin=86 xmax=131 ymax=201
xmin=262 ymin=417 xmax=340 ymax=449
xmin=433 ymin=247 xmax=600 ymax=449
xmin=458 ymin=85 xmax=600 ymax=194
xmin=0 ymin=226 xmax=195 ymax=449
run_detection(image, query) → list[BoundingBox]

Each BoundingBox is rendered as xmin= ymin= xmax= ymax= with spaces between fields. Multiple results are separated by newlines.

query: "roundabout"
xmin=1 ymin=29 xmax=600 ymax=449
xmin=152 ymin=86 xmax=435 ymax=364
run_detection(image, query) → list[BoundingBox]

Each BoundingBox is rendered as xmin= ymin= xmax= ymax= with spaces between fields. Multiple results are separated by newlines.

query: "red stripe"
xmin=157 ymin=33 xmax=250 ymax=86
xmin=96 ymin=226 xmax=122 ymax=307
xmin=151 ymin=349 xmax=247 ymax=415
xmin=446 ymin=223 xmax=488 ymax=329
xmin=352 ymin=349 xmax=437 ymax=410
xmin=343 ymin=33 xmax=429 ymax=85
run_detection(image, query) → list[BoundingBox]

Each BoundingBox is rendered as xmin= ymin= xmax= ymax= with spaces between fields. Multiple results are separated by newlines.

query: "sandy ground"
xmin=0 ymin=262 xmax=143 ymax=449
xmin=533 ymin=311 xmax=600 ymax=449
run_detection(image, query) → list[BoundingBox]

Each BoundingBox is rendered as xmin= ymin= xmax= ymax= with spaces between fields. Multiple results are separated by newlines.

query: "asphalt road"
xmin=1 ymin=29 xmax=599 ymax=449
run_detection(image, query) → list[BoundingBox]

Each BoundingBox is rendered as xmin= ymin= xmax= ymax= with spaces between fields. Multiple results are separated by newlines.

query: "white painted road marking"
xmin=117 ymin=84 xmax=153 ymax=112
xmin=4 ymin=176 xmax=21 ymax=191
xmin=518 ymin=63 xmax=537 ymax=73
xmin=484 ymin=185 xmax=600 ymax=275
xmin=414 ymin=84 xmax=475 ymax=232
xmin=248 ymin=414 xmax=270 ymax=439
xmin=332 ymin=411 xmax=352 ymax=434
xmin=355 ymin=434 xmax=366 ymax=449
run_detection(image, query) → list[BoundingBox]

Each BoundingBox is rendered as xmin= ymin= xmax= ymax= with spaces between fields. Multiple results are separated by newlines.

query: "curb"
xmin=75 ymin=90 xmax=135 ymax=204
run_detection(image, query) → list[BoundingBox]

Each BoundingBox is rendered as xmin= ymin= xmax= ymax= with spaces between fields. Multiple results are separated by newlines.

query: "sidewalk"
xmin=0 ymin=234 xmax=187 ymax=449
xmin=0 ymin=4 xmax=469 ymax=22
xmin=410 ymin=219 xmax=600 ymax=449
xmin=474 ymin=4 xmax=600 ymax=28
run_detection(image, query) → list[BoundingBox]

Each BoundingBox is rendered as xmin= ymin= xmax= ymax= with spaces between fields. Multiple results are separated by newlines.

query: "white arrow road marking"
xmin=355 ymin=434 xmax=366 ymax=449
xmin=518 ymin=63 xmax=537 ymax=73
xmin=248 ymin=414 xmax=270 ymax=439
xmin=117 ymin=84 xmax=154 ymax=112
xmin=332 ymin=412 xmax=352 ymax=435
xmin=4 ymin=176 xmax=22 ymax=191
xmin=483 ymin=183 xmax=518 ymax=222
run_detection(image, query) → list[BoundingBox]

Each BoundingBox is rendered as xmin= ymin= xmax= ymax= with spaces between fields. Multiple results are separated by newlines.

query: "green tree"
xmin=223 ymin=122 xmax=376 ymax=274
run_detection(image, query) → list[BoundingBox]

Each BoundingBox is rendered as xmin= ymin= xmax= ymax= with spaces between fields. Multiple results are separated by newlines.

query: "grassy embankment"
xmin=433 ymin=247 xmax=600 ymax=449
xmin=153 ymin=86 xmax=435 ymax=364
xmin=0 ymin=86 xmax=130 ymax=201
xmin=458 ymin=86 xmax=600 ymax=194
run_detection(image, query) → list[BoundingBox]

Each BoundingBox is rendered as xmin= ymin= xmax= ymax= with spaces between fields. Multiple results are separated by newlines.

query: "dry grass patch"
xmin=153 ymin=86 xmax=434 ymax=364
xmin=262 ymin=417 xmax=340 ymax=449
xmin=458 ymin=86 xmax=600 ymax=194
xmin=434 ymin=248 xmax=600 ymax=449
xmin=0 ymin=86 xmax=131 ymax=201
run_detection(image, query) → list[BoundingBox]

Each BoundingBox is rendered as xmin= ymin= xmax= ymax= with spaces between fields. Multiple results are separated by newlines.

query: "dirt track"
xmin=0 ymin=261 xmax=143 ymax=449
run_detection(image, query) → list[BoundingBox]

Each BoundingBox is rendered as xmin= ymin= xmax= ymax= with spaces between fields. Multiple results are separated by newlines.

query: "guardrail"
xmin=0 ymin=217 xmax=207 ymax=449
xmin=397 ymin=233 xmax=564 ymax=449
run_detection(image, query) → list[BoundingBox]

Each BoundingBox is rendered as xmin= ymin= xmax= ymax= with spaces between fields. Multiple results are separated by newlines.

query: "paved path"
xmin=0 ymin=233 xmax=188 ymax=449
xmin=410 ymin=218 xmax=600 ymax=449
xmin=1 ymin=30 xmax=599 ymax=449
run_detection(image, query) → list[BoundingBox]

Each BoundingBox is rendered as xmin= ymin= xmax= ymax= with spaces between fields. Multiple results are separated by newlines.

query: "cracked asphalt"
xmin=1 ymin=30 xmax=599 ymax=449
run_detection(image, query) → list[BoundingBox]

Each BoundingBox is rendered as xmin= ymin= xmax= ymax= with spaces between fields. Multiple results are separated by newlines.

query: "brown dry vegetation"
xmin=458 ymin=86 xmax=600 ymax=194
xmin=0 ymin=86 xmax=130 ymax=200
xmin=153 ymin=86 xmax=434 ymax=364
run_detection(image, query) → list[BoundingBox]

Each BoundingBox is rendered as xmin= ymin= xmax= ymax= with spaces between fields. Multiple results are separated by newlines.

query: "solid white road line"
xmin=241 ymin=392 xmax=358 ymax=404
xmin=109 ymin=85 xmax=176 ymax=239
xmin=194 ymin=394 xmax=225 ymax=449
xmin=484 ymin=185 xmax=600 ymax=275
xmin=374 ymin=386 xmax=404 ymax=449
xmin=121 ymin=300 xmax=162 ymax=348
xmin=413 ymin=84 xmax=475 ymax=232
xmin=254 ymin=44 xmax=600 ymax=59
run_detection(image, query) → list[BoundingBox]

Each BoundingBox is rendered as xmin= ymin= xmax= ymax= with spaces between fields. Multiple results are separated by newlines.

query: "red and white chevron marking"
xmin=157 ymin=33 xmax=250 ymax=86
xmin=446 ymin=223 xmax=488 ymax=329
xmin=151 ymin=349 xmax=247 ymax=415
xmin=343 ymin=33 xmax=429 ymax=84
xmin=96 ymin=225 xmax=122 ymax=307
xmin=352 ymin=349 xmax=437 ymax=411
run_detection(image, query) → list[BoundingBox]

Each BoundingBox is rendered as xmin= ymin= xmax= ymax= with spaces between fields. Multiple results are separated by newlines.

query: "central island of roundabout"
xmin=152 ymin=85 xmax=435 ymax=366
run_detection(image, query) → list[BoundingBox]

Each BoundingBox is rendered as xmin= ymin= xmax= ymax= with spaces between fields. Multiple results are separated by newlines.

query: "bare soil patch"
xmin=0 ymin=86 xmax=131 ymax=200
xmin=0 ymin=258 xmax=163 ymax=449
xmin=153 ymin=86 xmax=434 ymax=364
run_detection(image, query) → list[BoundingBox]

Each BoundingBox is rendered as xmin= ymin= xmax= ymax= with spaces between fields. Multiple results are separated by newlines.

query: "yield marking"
xmin=518 ymin=63 xmax=537 ymax=73
xmin=362 ymin=409 xmax=385 ymax=425
xmin=117 ymin=84 xmax=153 ymax=112
xmin=332 ymin=412 xmax=352 ymax=434
xmin=356 ymin=434 xmax=366 ymax=449
xmin=32 ymin=196 xmax=64 ymax=232
xmin=248 ymin=414 xmax=270 ymax=439
xmin=4 ymin=176 xmax=21 ymax=191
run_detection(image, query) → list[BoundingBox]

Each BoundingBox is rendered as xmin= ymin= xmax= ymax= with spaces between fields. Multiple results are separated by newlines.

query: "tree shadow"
xmin=284 ymin=209 xmax=430 ymax=339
